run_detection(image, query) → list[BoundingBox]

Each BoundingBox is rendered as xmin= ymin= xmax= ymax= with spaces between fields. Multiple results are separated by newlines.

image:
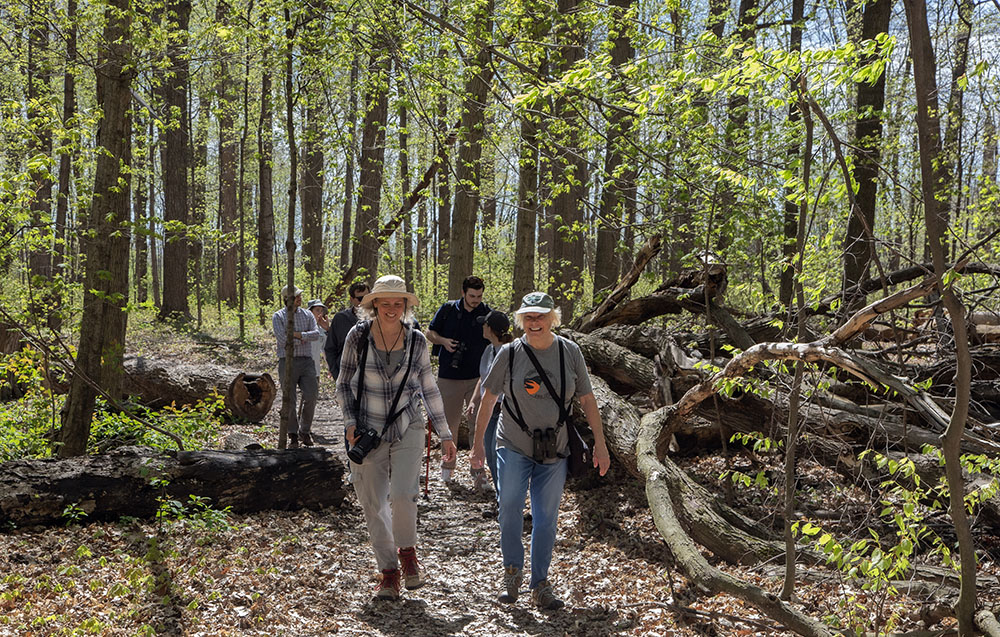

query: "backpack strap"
xmin=353 ymin=322 xmax=418 ymax=436
xmin=520 ymin=337 xmax=569 ymax=428
xmin=501 ymin=338 xmax=569 ymax=433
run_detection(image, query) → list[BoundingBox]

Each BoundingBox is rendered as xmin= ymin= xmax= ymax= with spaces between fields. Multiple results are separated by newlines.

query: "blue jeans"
xmin=485 ymin=406 xmax=500 ymax=494
xmin=496 ymin=446 xmax=567 ymax=589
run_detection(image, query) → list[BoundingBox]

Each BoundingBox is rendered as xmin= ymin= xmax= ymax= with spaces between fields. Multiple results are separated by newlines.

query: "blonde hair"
xmin=513 ymin=307 xmax=562 ymax=330
xmin=359 ymin=298 xmax=417 ymax=325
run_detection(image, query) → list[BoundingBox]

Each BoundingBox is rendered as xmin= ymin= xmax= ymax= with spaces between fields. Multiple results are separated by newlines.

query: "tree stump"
xmin=225 ymin=373 xmax=277 ymax=422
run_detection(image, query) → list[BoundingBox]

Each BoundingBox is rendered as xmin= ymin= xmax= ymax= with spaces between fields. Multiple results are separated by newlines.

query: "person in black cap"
xmin=467 ymin=310 xmax=513 ymax=493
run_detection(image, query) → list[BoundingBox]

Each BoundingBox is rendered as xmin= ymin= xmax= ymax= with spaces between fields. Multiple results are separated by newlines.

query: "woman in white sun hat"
xmin=336 ymin=274 xmax=457 ymax=601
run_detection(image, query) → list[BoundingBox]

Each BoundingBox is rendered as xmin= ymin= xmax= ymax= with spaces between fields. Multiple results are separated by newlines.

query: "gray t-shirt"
xmin=482 ymin=335 xmax=593 ymax=462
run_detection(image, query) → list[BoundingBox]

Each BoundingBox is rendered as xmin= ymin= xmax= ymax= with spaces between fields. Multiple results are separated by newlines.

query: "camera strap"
xmin=353 ymin=322 xmax=418 ymax=437
xmin=502 ymin=338 xmax=568 ymax=434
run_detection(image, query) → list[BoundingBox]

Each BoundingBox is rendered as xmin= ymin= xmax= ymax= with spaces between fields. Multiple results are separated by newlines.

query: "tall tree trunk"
xmin=594 ymin=0 xmax=636 ymax=302
xmin=941 ymin=0 xmax=972 ymax=260
xmin=191 ymin=89 xmax=210 ymax=324
xmin=27 ymin=0 xmax=55 ymax=320
xmin=216 ymin=1 xmax=238 ymax=307
xmin=53 ymin=0 xmax=77 ymax=324
xmin=339 ymin=52 xmax=359 ymax=273
xmin=903 ymin=0 xmax=976 ymax=632
xmin=549 ymin=0 xmax=588 ymax=319
xmin=301 ymin=103 xmax=324 ymax=285
xmin=398 ymin=75 xmax=414 ymax=291
xmin=778 ymin=0 xmax=805 ymax=309
xmin=59 ymin=0 xmax=133 ymax=457
xmin=982 ymin=109 xmax=998 ymax=238
xmin=512 ymin=116 xmax=538 ymax=308
xmin=435 ymin=6 xmax=451 ymax=270
xmin=157 ymin=0 xmax=192 ymax=319
xmin=841 ymin=0 xmax=892 ymax=313
xmin=279 ymin=5 xmax=299 ymax=450
xmin=447 ymin=0 xmax=494 ymax=297
xmin=134 ymin=114 xmax=148 ymax=305
xmin=148 ymin=120 xmax=161 ymax=309
xmin=352 ymin=47 xmax=391 ymax=280
xmin=257 ymin=63 xmax=275 ymax=322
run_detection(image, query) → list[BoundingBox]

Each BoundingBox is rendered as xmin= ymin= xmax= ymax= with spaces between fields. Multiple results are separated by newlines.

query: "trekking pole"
xmin=424 ymin=417 xmax=432 ymax=499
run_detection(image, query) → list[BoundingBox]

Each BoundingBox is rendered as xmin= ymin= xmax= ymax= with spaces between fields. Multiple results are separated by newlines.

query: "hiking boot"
xmin=299 ymin=432 xmax=314 ymax=447
xmin=398 ymin=547 xmax=426 ymax=590
xmin=288 ymin=434 xmax=299 ymax=449
xmin=375 ymin=568 xmax=401 ymax=600
xmin=498 ymin=565 xmax=522 ymax=603
xmin=531 ymin=580 xmax=564 ymax=610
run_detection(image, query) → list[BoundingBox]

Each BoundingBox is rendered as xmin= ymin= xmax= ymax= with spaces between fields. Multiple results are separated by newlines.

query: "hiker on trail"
xmin=272 ymin=285 xmax=324 ymax=448
xmin=425 ymin=275 xmax=491 ymax=482
xmin=306 ymin=299 xmax=330 ymax=380
xmin=470 ymin=292 xmax=611 ymax=610
xmin=466 ymin=309 xmax=513 ymax=494
xmin=336 ymin=274 xmax=457 ymax=601
xmin=325 ymin=282 xmax=370 ymax=383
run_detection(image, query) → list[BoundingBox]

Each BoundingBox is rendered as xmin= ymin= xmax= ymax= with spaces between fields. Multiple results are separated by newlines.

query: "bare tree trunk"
xmin=841 ymin=0 xmax=892 ymax=312
xmin=257 ymin=64 xmax=275 ymax=322
xmin=191 ymin=89 xmax=210 ymax=325
xmin=447 ymin=0 xmax=493 ymax=297
xmin=903 ymin=0 xmax=976 ymax=631
xmin=512 ymin=115 xmax=538 ymax=308
xmin=339 ymin=52 xmax=359 ymax=273
xmin=53 ymin=0 xmax=77 ymax=323
xmin=301 ymin=103 xmax=324 ymax=286
xmin=134 ymin=114 xmax=148 ymax=305
xmin=59 ymin=0 xmax=133 ymax=457
xmin=216 ymin=0 xmax=238 ymax=307
xmin=778 ymin=0 xmax=804 ymax=310
xmin=550 ymin=0 xmax=588 ymax=319
xmin=941 ymin=0 xmax=972 ymax=260
xmin=148 ymin=120 xmax=161 ymax=309
xmin=27 ymin=0 xmax=55 ymax=322
xmin=398 ymin=75 xmax=414 ymax=291
xmin=279 ymin=6 xmax=299 ymax=451
xmin=594 ymin=0 xmax=636 ymax=302
xmin=435 ymin=3 xmax=450 ymax=269
xmin=352 ymin=45 xmax=391 ymax=280
xmin=157 ymin=0 xmax=192 ymax=320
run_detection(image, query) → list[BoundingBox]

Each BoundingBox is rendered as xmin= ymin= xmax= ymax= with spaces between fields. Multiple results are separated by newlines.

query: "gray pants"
xmin=352 ymin=423 xmax=425 ymax=570
xmin=277 ymin=356 xmax=318 ymax=435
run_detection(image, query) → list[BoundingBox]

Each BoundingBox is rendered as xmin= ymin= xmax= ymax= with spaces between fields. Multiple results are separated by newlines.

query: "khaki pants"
xmin=437 ymin=376 xmax=479 ymax=468
xmin=351 ymin=423 xmax=425 ymax=571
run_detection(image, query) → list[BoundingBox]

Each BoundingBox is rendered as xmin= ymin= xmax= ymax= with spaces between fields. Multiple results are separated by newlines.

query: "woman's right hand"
xmin=470 ymin=440 xmax=485 ymax=470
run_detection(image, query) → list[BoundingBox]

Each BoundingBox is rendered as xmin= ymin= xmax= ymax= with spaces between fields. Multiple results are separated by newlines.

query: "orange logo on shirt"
xmin=524 ymin=379 xmax=541 ymax=395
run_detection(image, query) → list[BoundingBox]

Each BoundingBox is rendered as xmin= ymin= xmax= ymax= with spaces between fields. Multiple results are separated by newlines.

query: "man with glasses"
xmin=325 ymin=282 xmax=371 ymax=383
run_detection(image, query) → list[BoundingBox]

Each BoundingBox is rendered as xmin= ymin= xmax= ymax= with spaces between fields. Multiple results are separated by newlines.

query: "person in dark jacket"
xmin=324 ymin=282 xmax=370 ymax=383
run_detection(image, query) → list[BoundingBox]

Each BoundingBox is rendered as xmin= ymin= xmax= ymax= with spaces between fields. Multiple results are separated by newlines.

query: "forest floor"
xmin=0 ymin=320 xmax=976 ymax=635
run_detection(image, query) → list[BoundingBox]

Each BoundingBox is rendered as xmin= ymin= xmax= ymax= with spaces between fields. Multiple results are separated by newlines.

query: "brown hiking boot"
xmin=498 ymin=565 xmax=522 ymax=603
xmin=531 ymin=579 xmax=564 ymax=610
xmin=299 ymin=432 xmax=314 ymax=447
xmin=375 ymin=568 xmax=401 ymax=600
xmin=398 ymin=547 xmax=426 ymax=590
xmin=288 ymin=433 xmax=299 ymax=449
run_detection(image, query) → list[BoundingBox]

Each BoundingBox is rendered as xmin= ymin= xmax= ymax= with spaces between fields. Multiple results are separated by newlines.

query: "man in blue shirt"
xmin=426 ymin=276 xmax=491 ymax=481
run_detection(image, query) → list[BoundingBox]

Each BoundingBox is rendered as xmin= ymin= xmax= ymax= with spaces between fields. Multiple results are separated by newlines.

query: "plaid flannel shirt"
xmin=272 ymin=307 xmax=322 ymax=358
xmin=336 ymin=324 xmax=451 ymax=444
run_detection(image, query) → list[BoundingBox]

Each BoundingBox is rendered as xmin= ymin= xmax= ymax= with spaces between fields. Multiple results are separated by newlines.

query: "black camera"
xmin=449 ymin=341 xmax=468 ymax=369
xmin=347 ymin=426 xmax=382 ymax=464
xmin=532 ymin=427 xmax=557 ymax=463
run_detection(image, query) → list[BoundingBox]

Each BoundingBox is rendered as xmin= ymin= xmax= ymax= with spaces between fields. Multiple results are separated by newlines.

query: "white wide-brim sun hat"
xmin=361 ymin=275 xmax=420 ymax=308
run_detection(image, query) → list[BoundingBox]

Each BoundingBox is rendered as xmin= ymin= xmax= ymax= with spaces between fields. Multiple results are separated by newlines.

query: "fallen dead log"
xmin=585 ymin=376 xmax=643 ymax=478
xmin=562 ymin=329 xmax=656 ymax=394
xmin=122 ymin=356 xmax=237 ymax=408
xmin=225 ymin=372 xmax=277 ymax=422
xmin=0 ymin=446 xmax=346 ymax=529
xmin=575 ymin=235 xmax=662 ymax=333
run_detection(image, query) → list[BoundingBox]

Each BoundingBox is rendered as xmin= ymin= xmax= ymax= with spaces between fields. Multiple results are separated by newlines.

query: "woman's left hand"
xmin=441 ymin=440 xmax=457 ymax=464
xmin=593 ymin=441 xmax=611 ymax=476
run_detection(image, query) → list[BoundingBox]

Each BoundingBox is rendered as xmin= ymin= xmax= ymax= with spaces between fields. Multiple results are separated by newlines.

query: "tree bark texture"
xmin=216 ymin=2 xmax=238 ymax=307
xmin=447 ymin=0 xmax=493 ymax=298
xmin=157 ymin=0 xmax=192 ymax=319
xmin=59 ymin=0 xmax=133 ymax=457
xmin=257 ymin=65 xmax=275 ymax=316
xmin=352 ymin=49 xmax=391 ymax=281
xmin=301 ymin=103 xmax=324 ymax=281
xmin=0 ymin=446 xmax=346 ymax=528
